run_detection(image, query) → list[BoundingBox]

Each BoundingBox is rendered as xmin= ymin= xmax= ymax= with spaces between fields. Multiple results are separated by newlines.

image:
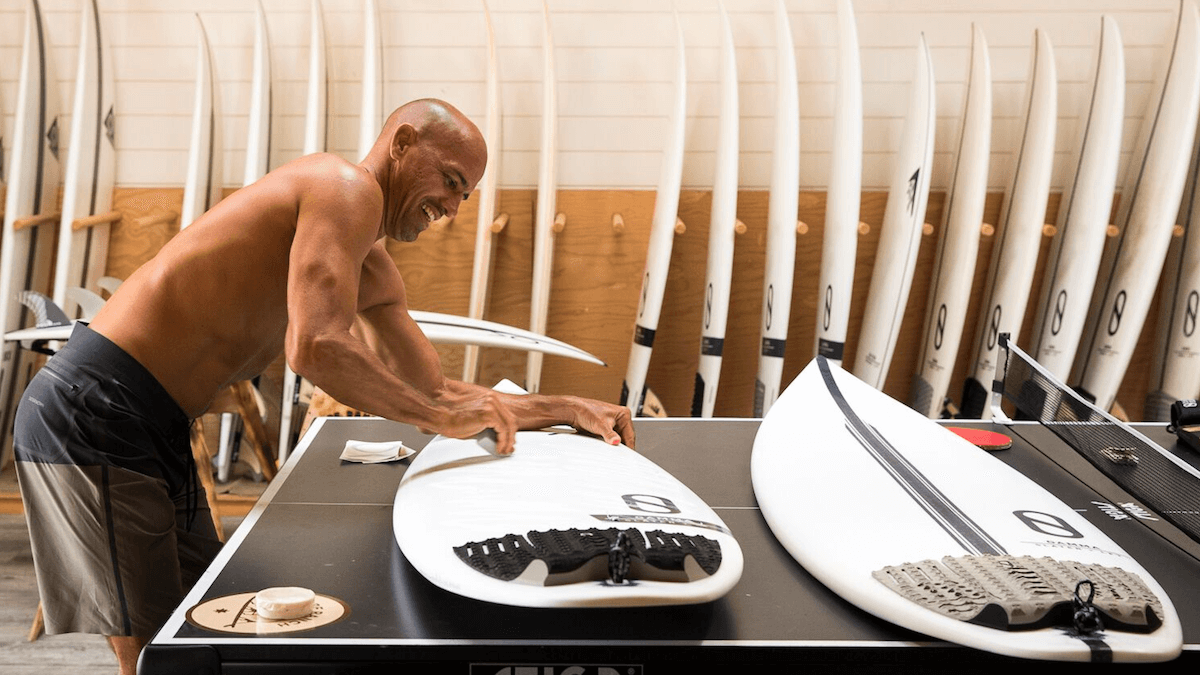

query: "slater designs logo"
xmin=1050 ymin=289 xmax=1067 ymax=335
xmin=823 ymin=285 xmax=833 ymax=330
xmin=933 ymin=304 xmax=947 ymax=350
xmin=1107 ymin=290 xmax=1126 ymax=336
xmin=986 ymin=305 xmax=1002 ymax=350
xmin=1185 ymin=290 xmax=1199 ymax=337
xmin=704 ymin=283 xmax=714 ymax=329
xmin=765 ymin=284 xmax=775 ymax=330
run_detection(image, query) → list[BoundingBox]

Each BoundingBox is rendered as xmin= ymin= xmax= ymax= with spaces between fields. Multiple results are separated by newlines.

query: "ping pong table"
xmin=138 ymin=416 xmax=1200 ymax=673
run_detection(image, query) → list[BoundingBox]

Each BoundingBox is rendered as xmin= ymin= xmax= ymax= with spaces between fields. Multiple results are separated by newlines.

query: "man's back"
xmin=90 ymin=153 xmax=380 ymax=417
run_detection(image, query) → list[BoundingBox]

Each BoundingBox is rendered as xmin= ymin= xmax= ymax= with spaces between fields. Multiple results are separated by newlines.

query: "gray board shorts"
xmin=14 ymin=322 xmax=222 ymax=638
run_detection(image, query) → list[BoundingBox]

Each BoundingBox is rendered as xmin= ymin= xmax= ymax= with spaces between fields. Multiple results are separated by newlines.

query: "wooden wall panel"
xmin=97 ymin=186 xmax=1166 ymax=427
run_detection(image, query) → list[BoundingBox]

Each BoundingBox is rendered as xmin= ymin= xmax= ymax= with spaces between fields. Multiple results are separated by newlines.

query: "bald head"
xmin=372 ymin=99 xmax=489 ymax=242
xmin=380 ymin=99 xmax=485 ymax=157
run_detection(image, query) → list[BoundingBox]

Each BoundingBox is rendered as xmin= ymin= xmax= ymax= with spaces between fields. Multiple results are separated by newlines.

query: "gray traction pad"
xmin=873 ymin=555 xmax=1164 ymax=632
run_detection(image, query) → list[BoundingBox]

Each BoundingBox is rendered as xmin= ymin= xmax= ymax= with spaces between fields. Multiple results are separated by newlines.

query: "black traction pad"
xmin=873 ymin=555 xmax=1164 ymax=633
xmin=453 ymin=527 xmax=722 ymax=583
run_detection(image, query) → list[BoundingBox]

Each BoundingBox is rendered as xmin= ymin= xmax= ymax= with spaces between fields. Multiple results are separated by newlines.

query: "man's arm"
xmin=284 ymin=165 xmax=519 ymax=449
xmin=355 ymin=245 xmax=635 ymax=451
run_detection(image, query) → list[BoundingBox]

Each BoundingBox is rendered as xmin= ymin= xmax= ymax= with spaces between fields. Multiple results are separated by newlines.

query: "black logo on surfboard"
xmin=1107 ymin=290 xmax=1126 ymax=336
xmin=934 ymin=304 xmax=947 ymax=350
xmin=765 ymin=284 xmax=774 ymax=330
xmin=823 ymin=285 xmax=833 ymax=330
xmin=1014 ymin=510 xmax=1084 ymax=539
xmin=1051 ymin=289 xmax=1068 ymax=335
xmin=906 ymin=168 xmax=920 ymax=214
xmin=987 ymin=305 xmax=1002 ymax=350
xmin=1186 ymin=291 xmax=1199 ymax=337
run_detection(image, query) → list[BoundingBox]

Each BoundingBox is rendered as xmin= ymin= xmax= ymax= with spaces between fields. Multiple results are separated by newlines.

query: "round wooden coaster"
xmin=186 ymin=592 xmax=349 ymax=635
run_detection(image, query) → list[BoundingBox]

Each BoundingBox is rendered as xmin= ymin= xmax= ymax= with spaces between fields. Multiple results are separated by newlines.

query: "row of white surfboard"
xmin=5 ymin=0 xmax=1200 ymax=464
xmin=628 ymin=0 xmax=1200 ymax=431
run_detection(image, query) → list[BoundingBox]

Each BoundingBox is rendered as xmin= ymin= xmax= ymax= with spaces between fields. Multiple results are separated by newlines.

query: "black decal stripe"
xmin=633 ymin=324 xmax=655 ymax=347
xmin=818 ymin=357 xmax=1005 ymax=556
xmin=761 ymin=337 xmax=786 ymax=358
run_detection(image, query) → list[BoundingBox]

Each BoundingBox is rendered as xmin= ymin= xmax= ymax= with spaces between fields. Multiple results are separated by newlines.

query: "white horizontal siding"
xmin=0 ymin=0 xmax=1185 ymax=191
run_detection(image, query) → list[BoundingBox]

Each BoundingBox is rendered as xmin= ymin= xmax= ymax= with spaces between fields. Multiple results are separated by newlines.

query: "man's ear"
xmin=390 ymin=123 xmax=417 ymax=160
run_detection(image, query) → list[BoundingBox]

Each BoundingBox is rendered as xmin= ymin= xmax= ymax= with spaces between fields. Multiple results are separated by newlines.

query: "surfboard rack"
xmin=12 ymin=212 xmax=61 ymax=232
xmin=489 ymin=212 xmax=509 ymax=234
xmin=72 ymin=209 xmax=121 ymax=231
xmin=553 ymin=212 xmax=566 ymax=234
xmin=611 ymin=213 xmax=625 ymax=234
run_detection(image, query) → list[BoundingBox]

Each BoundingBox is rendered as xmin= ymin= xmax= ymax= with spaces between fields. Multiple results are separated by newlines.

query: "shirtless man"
xmin=14 ymin=98 xmax=634 ymax=674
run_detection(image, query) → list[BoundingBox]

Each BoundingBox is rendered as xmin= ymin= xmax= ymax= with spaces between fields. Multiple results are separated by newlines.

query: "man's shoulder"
xmin=286 ymin=153 xmax=380 ymax=200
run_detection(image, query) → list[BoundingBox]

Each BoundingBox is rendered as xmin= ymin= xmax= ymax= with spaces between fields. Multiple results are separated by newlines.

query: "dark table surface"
xmin=139 ymin=416 xmax=1200 ymax=674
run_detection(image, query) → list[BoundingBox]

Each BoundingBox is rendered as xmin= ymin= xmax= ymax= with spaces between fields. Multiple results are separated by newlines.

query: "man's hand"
xmin=565 ymin=396 xmax=636 ymax=449
xmin=428 ymin=386 xmax=520 ymax=455
xmin=431 ymin=381 xmax=636 ymax=454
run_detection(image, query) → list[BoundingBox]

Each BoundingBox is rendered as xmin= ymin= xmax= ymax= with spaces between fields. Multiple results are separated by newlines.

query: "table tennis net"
xmin=992 ymin=334 xmax=1200 ymax=546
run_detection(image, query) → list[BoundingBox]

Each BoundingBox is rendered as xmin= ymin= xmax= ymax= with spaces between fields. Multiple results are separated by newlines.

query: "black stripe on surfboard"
xmin=1078 ymin=2 xmax=1188 ymax=379
xmin=817 ymin=356 xmax=1006 ymax=557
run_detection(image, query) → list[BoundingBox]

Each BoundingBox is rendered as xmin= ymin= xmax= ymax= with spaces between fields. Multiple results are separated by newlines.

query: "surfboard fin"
xmin=16 ymin=291 xmax=71 ymax=328
xmin=453 ymin=527 xmax=723 ymax=586
xmin=873 ymin=555 xmax=1164 ymax=634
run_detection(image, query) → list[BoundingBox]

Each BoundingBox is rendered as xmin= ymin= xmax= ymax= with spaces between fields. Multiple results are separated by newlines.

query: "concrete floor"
xmin=1 ymin=513 xmax=245 ymax=675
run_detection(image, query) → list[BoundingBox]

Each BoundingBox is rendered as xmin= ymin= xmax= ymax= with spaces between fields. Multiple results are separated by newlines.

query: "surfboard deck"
xmin=526 ymin=0 xmax=559 ymax=394
xmin=280 ymin=0 xmax=328 ymax=462
xmin=851 ymin=34 xmax=935 ymax=390
xmin=242 ymin=0 xmax=271 ymax=187
xmin=1028 ymin=16 xmax=1124 ymax=385
xmin=1073 ymin=0 xmax=1200 ymax=411
xmin=394 ymin=424 xmax=743 ymax=608
xmin=619 ymin=10 xmax=686 ymax=417
xmin=751 ymin=0 xmax=798 ymax=418
xmin=180 ymin=15 xmax=221 ymax=230
xmin=910 ymin=23 xmax=991 ymax=419
xmin=752 ymin=357 xmax=1183 ymax=662
xmin=813 ymin=0 xmax=862 ymax=371
xmin=0 ymin=0 xmax=61 ymax=468
xmin=53 ymin=0 xmax=115 ymax=319
xmin=960 ymin=28 xmax=1057 ymax=419
xmin=462 ymin=0 xmax=502 ymax=385
xmin=357 ymin=0 xmax=381 ymax=161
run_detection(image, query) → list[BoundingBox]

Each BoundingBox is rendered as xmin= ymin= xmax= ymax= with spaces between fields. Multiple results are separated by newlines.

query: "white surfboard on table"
xmin=754 ymin=358 xmax=1182 ymax=662
xmin=394 ymin=380 xmax=743 ymax=608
